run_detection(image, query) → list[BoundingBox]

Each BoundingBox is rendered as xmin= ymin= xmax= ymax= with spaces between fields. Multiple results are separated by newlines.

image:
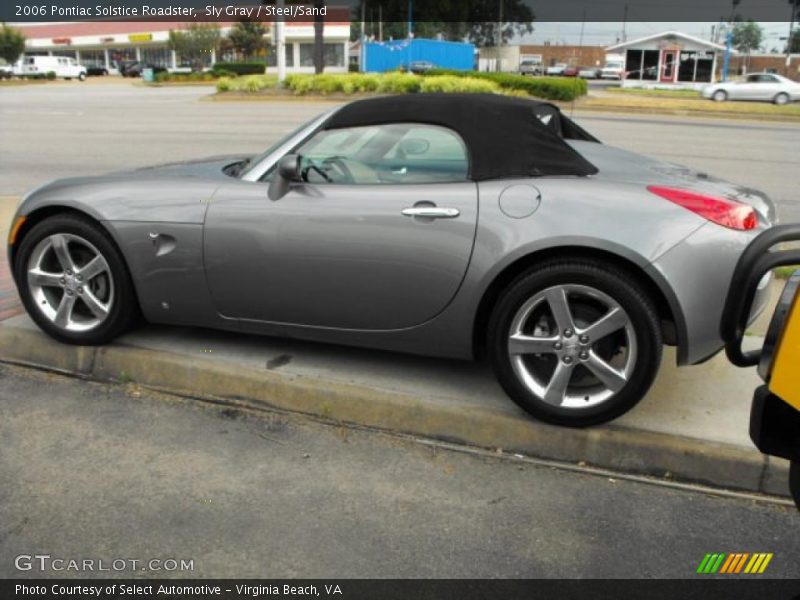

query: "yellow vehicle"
xmin=722 ymin=224 xmax=800 ymax=508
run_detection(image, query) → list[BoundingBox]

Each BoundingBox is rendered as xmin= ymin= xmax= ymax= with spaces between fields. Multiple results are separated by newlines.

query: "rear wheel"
xmin=488 ymin=259 xmax=662 ymax=427
xmin=712 ymin=90 xmax=727 ymax=102
xmin=774 ymin=92 xmax=790 ymax=105
xmin=78 ymin=72 xmax=86 ymax=81
xmin=14 ymin=214 xmax=138 ymax=345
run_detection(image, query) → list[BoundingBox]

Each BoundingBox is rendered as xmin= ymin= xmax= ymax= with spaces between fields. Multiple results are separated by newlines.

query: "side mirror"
xmin=268 ymin=154 xmax=301 ymax=201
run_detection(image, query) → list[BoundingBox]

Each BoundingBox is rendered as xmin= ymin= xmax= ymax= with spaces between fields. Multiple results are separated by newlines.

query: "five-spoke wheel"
xmin=15 ymin=214 xmax=137 ymax=344
xmin=489 ymin=259 xmax=662 ymax=426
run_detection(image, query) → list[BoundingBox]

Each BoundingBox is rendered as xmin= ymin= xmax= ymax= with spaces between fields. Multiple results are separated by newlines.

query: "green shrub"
xmin=46 ymin=71 xmax=56 ymax=80
xmin=419 ymin=75 xmax=499 ymax=94
xmin=423 ymin=69 xmax=587 ymax=101
xmin=212 ymin=62 xmax=266 ymax=76
xmin=216 ymin=74 xmax=277 ymax=93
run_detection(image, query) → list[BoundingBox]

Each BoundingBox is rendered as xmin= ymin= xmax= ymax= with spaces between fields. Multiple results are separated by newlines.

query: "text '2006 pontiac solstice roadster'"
xmin=8 ymin=94 xmax=776 ymax=426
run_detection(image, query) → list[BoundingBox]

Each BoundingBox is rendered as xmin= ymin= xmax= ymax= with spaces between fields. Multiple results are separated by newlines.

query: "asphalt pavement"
xmin=1 ymin=80 xmax=799 ymax=221
xmin=1 ymin=364 xmax=798 ymax=579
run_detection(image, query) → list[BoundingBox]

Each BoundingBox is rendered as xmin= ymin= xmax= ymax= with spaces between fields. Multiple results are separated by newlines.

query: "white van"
xmin=22 ymin=56 xmax=87 ymax=80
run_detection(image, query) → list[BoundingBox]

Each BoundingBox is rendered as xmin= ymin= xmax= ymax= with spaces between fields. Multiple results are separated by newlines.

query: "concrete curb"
xmin=0 ymin=322 xmax=784 ymax=497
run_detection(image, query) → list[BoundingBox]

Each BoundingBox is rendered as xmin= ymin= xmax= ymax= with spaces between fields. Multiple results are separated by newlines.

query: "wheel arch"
xmin=471 ymin=245 xmax=687 ymax=362
xmin=9 ymin=206 xmax=142 ymax=315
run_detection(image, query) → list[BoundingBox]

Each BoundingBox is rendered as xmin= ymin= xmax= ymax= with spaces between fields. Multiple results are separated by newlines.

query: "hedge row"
xmin=211 ymin=62 xmax=267 ymax=76
xmin=216 ymin=74 xmax=278 ymax=92
xmin=425 ymin=69 xmax=588 ymax=101
xmin=285 ymin=73 xmax=505 ymax=95
xmin=214 ymin=71 xmax=587 ymax=101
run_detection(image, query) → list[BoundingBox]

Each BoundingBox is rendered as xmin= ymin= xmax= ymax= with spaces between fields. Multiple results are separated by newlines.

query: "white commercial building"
xmin=607 ymin=31 xmax=729 ymax=90
xmin=15 ymin=21 xmax=350 ymax=73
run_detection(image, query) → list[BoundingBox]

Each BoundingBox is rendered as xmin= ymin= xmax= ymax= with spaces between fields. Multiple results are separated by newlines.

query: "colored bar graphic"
xmin=698 ymin=552 xmax=773 ymax=575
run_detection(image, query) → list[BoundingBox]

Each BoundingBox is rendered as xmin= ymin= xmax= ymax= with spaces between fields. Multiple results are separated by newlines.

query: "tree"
xmin=731 ymin=20 xmax=763 ymax=54
xmin=313 ymin=0 xmax=325 ymax=73
xmin=227 ymin=20 xmax=266 ymax=61
xmin=351 ymin=0 xmax=534 ymax=46
xmin=169 ymin=24 xmax=220 ymax=71
xmin=0 ymin=23 xmax=26 ymax=66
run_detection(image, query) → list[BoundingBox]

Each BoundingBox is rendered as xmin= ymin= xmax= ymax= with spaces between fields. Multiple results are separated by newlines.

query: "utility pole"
xmin=276 ymin=0 xmax=286 ymax=82
xmin=622 ymin=4 xmax=628 ymax=42
xmin=408 ymin=0 xmax=413 ymax=39
xmin=360 ymin=1 xmax=366 ymax=71
xmin=788 ymin=0 xmax=798 ymax=70
xmin=379 ymin=5 xmax=383 ymax=42
xmin=496 ymin=0 xmax=504 ymax=47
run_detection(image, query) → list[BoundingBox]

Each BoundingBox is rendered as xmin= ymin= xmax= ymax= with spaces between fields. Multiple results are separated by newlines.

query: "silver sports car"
xmin=7 ymin=94 xmax=776 ymax=426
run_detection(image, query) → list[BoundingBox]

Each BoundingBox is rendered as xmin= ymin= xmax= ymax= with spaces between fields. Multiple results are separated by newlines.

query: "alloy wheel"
xmin=27 ymin=233 xmax=114 ymax=333
xmin=507 ymin=284 xmax=637 ymax=409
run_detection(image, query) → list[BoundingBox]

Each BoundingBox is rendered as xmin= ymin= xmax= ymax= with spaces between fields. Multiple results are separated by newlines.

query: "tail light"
xmin=647 ymin=185 xmax=757 ymax=231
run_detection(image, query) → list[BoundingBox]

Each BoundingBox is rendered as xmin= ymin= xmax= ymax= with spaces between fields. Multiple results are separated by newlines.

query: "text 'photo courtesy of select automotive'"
xmin=1 ymin=0 xmax=799 ymax=598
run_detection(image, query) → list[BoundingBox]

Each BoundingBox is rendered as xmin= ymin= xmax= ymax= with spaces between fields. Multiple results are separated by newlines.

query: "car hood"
xmin=117 ymin=154 xmax=252 ymax=179
xmin=569 ymin=140 xmax=778 ymax=224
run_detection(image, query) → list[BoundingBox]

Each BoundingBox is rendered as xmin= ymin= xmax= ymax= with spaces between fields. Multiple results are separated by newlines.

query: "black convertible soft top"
xmin=322 ymin=93 xmax=599 ymax=181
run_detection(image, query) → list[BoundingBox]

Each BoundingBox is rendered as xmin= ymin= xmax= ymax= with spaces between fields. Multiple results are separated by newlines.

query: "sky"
xmin=518 ymin=21 xmax=794 ymax=52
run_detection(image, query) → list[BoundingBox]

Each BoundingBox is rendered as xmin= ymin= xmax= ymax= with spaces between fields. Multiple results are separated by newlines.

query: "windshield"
xmin=238 ymin=122 xmax=310 ymax=178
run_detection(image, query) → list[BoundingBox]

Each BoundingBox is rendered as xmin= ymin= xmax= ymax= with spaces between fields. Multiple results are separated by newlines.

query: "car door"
xmin=203 ymin=122 xmax=478 ymax=331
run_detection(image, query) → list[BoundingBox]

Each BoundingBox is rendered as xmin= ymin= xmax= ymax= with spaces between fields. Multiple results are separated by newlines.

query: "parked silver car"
xmin=703 ymin=73 xmax=800 ymax=105
xmin=7 ymin=94 xmax=776 ymax=426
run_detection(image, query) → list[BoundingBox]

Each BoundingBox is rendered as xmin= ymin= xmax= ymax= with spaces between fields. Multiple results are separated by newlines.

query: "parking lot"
xmin=2 ymin=80 xmax=800 ymax=578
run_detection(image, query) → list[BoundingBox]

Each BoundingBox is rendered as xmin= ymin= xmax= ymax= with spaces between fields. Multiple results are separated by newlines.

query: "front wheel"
xmin=78 ymin=72 xmax=86 ymax=81
xmin=14 ymin=214 xmax=138 ymax=345
xmin=488 ymin=260 xmax=663 ymax=427
xmin=712 ymin=90 xmax=727 ymax=102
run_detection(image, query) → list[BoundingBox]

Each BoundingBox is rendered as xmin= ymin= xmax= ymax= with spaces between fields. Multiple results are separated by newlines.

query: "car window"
xmin=294 ymin=123 xmax=469 ymax=185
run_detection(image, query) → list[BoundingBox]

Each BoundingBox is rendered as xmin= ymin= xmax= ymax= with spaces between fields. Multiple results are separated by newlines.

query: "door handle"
xmin=401 ymin=207 xmax=460 ymax=219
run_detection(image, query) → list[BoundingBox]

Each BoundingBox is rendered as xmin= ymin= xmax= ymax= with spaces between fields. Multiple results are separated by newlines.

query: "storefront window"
xmin=80 ymin=50 xmax=105 ymax=67
xmin=624 ymin=49 xmax=658 ymax=80
xmin=677 ymin=51 xmax=714 ymax=83
xmin=109 ymin=48 xmax=136 ymax=69
xmin=141 ymin=46 xmax=172 ymax=68
xmin=299 ymin=43 xmax=344 ymax=67
xmin=266 ymin=45 xmax=295 ymax=67
xmin=178 ymin=51 xmax=213 ymax=69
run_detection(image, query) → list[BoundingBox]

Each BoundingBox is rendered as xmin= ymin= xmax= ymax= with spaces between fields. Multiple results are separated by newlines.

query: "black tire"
xmin=488 ymin=259 xmax=663 ymax=427
xmin=774 ymin=92 xmax=789 ymax=106
xmin=790 ymin=461 xmax=800 ymax=511
xmin=712 ymin=89 xmax=727 ymax=102
xmin=78 ymin=72 xmax=86 ymax=81
xmin=14 ymin=214 xmax=138 ymax=345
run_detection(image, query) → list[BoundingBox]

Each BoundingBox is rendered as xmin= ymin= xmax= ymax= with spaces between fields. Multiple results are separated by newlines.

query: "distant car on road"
xmin=578 ymin=66 xmax=601 ymax=79
xmin=703 ymin=73 xmax=800 ymax=105
xmin=85 ymin=65 xmax=109 ymax=77
xmin=546 ymin=63 xmax=567 ymax=76
xmin=8 ymin=94 xmax=777 ymax=427
xmin=519 ymin=59 xmax=543 ymax=76
xmin=408 ymin=61 xmax=436 ymax=74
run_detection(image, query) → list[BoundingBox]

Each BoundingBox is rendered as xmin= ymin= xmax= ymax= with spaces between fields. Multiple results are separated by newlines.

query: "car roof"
xmin=323 ymin=94 xmax=599 ymax=180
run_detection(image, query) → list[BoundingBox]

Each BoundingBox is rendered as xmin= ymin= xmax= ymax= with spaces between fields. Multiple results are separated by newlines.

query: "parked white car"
xmin=600 ymin=55 xmax=625 ymax=80
xmin=703 ymin=73 xmax=800 ymax=105
xmin=546 ymin=63 xmax=567 ymax=76
xmin=22 ymin=56 xmax=87 ymax=80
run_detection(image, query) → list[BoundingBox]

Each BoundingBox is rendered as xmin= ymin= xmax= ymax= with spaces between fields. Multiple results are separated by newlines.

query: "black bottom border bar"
xmin=3 ymin=579 xmax=800 ymax=600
